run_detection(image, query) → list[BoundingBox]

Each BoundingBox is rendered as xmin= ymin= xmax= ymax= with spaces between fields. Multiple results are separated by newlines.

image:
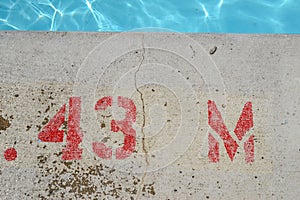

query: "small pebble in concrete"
xmin=209 ymin=46 xmax=217 ymax=55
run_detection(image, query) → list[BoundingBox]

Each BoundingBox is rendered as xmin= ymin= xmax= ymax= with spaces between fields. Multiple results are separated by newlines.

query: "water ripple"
xmin=0 ymin=0 xmax=299 ymax=33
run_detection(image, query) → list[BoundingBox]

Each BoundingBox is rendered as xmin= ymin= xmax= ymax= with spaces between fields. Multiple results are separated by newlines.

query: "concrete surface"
xmin=0 ymin=31 xmax=300 ymax=199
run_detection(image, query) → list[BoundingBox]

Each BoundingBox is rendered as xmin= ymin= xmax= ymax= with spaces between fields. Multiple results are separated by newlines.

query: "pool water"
xmin=0 ymin=0 xmax=299 ymax=33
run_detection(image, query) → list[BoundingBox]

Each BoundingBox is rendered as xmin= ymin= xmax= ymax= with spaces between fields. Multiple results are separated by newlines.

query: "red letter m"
xmin=208 ymin=100 xmax=254 ymax=163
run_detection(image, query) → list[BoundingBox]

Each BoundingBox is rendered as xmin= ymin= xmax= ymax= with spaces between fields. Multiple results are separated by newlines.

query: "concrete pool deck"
xmin=0 ymin=31 xmax=300 ymax=199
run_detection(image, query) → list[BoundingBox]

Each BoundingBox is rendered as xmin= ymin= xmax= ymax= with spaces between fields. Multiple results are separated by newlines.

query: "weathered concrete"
xmin=0 ymin=31 xmax=299 ymax=199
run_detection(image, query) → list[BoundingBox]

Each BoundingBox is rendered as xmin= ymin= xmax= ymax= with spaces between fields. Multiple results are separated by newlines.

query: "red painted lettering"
xmin=38 ymin=97 xmax=83 ymax=160
xmin=62 ymin=97 xmax=83 ymax=160
xmin=38 ymin=104 xmax=66 ymax=142
xmin=208 ymin=100 xmax=254 ymax=163
xmin=93 ymin=96 xmax=136 ymax=160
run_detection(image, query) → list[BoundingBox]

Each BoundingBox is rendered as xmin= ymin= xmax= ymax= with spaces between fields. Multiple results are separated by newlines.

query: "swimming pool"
xmin=0 ymin=0 xmax=299 ymax=33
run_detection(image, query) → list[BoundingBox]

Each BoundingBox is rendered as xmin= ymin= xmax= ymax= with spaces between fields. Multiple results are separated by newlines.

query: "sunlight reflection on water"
xmin=0 ymin=0 xmax=299 ymax=33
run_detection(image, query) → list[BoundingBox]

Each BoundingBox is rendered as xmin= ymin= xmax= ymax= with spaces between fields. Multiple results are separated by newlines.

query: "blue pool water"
xmin=0 ymin=0 xmax=299 ymax=33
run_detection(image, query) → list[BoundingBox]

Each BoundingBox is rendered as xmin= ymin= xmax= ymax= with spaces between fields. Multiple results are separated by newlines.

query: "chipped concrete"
xmin=0 ymin=114 xmax=11 ymax=131
xmin=0 ymin=31 xmax=300 ymax=199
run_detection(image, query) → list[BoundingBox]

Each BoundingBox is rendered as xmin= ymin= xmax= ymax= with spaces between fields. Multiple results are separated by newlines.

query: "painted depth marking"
xmin=208 ymin=100 xmax=254 ymax=163
xmin=36 ymin=97 xmax=255 ymax=163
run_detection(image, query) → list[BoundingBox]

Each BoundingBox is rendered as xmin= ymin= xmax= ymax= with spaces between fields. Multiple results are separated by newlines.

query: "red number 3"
xmin=93 ymin=96 xmax=136 ymax=160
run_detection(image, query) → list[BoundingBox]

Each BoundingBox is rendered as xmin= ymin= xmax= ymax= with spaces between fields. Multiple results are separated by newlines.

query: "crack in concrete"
xmin=134 ymin=34 xmax=149 ymax=200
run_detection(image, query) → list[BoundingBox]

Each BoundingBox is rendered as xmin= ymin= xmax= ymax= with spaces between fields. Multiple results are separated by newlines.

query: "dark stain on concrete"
xmin=142 ymin=182 xmax=156 ymax=196
xmin=45 ymin=105 xmax=50 ymax=113
xmin=26 ymin=125 xmax=32 ymax=131
xmin=36 ymin=152 xmax=146 ymax=199
xmin=0 ymin=115 xmax=11 ymax=131
xmin=36 ymin=124 xmax=42 ymax=131
xmin=42 ymin=117 xmax=49 ymax=126
xmin=100 ymin=121 xmax=106 ymax=128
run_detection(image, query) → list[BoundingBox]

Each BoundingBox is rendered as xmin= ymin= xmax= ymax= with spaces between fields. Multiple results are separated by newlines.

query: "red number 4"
xmin=38 ymin=97 xmax=83 ymax=160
